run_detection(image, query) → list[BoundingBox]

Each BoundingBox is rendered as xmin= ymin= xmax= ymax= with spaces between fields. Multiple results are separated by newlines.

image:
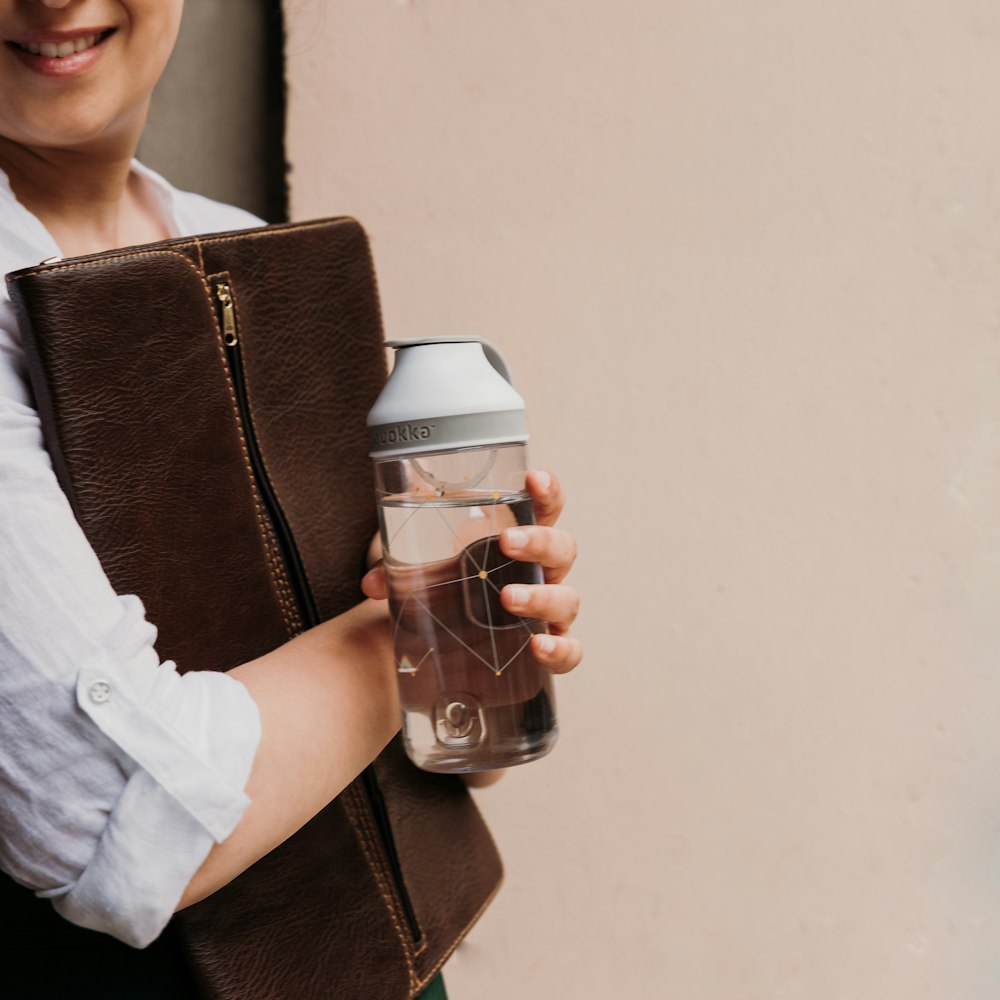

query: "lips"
xmin=4 ymin=27 xmax=116 ymax=77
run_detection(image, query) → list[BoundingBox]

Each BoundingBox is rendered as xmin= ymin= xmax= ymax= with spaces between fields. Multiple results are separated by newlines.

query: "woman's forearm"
xmin=177 ymin=599 xmax=399 ymax=910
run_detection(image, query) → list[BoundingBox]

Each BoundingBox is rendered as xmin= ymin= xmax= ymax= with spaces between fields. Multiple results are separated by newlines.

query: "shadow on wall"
xmin=138 ymin=0 xmax=287 ymax=223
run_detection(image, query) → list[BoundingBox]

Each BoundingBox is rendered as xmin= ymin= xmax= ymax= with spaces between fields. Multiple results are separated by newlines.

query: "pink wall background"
xmin=285 ymin=3 xmax=1000 ymax=996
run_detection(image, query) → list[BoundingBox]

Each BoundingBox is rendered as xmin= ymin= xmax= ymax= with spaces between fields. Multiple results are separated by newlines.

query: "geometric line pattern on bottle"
xmin=388 ymin=494 xmax=539 ymax=679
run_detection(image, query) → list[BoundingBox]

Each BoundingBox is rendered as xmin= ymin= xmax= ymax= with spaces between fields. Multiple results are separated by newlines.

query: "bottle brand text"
xmin=371 ymin=423 xmax=436 ymax=448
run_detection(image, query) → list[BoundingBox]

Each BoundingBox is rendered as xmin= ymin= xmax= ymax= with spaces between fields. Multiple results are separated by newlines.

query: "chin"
xmin=9 ymin=112 xmax=140 ymax=156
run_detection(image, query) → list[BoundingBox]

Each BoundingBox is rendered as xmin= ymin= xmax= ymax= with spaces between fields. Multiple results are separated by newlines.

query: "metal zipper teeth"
xmin=213 ymin=279 xmax=423 ymax=944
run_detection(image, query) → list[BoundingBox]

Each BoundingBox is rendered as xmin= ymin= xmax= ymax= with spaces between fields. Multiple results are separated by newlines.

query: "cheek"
xmin=128 ymin=5 xmax=183 ymax=87
xmin=128 ymin=0 xmax=185 ymax=54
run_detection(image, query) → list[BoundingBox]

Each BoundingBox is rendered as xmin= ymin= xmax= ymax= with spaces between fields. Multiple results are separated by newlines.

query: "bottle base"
xmin=401 ymin=686 xmax=559 ymax=774
xmin=409 ymin=729 xmax=559 ymax=774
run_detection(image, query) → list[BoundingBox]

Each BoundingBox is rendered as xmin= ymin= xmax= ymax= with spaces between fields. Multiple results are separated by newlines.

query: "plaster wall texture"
xmin=285 ymin=2 xmax=1000 ymax=997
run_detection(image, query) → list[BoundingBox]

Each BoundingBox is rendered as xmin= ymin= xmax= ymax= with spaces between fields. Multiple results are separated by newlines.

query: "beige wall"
xmin=286 ymin=3 xmax=1000 ymax=997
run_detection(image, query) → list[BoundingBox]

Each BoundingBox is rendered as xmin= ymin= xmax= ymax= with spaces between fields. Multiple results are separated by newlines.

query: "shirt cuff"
xmin=75 ymin=615 xmax=261 ymax=841
xmin=44 ymin=770 xmax=218 ymax=948
xmin=44 ymin=664 xmax=261 ymax=948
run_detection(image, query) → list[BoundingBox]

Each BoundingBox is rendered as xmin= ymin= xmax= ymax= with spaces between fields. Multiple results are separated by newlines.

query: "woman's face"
xmin=0 ymin=0 xmax=183 ymax=154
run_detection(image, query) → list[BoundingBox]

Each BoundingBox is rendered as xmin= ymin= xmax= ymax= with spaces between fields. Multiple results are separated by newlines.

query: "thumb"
xmin=361 ymin=563 xmax=388 ymax=601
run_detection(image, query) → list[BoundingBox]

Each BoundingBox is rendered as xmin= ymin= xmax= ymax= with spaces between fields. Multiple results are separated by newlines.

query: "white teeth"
xmin=19 ymin=33 xmax=100 ymax=58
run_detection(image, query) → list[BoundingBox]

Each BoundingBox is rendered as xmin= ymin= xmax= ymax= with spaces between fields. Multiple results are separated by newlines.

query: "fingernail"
xmin=506 ymin=586 xmax=528 ymax=609
xmin=532 ymin=470 xmax=551 ymax=493
xmin=536 ymin=635 xmax=555 ymax=655
xmin=505 ymin=528 xmax=528 ymax=551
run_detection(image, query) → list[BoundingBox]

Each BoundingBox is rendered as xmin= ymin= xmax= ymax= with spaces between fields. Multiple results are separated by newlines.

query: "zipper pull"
xmin=216 ymin=282 xmax=238 ymax=347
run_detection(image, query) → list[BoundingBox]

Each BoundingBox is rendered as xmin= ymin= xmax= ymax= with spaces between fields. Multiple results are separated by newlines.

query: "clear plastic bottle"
xmin=368 ymin=340 xmax=558 ymax=772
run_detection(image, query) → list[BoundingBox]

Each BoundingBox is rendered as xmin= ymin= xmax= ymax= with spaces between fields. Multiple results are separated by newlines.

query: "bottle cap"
xmin=368 ymin=338 xmax=527 ymax=458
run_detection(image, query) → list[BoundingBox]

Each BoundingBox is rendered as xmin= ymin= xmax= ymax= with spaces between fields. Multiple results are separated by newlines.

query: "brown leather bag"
xmin=6 ymin=218 xmax=502 ymax=999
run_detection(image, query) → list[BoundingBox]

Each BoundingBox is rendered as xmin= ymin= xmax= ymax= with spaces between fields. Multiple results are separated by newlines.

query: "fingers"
xmin=530 ymin=633 xmax=583 ymax=674
xmin=507 ymin=476 xmax=582 ymax=670
xmin=526 ymin=469 xmax=564 ymax=527
xmin=362 ymin=533 xmax=388 ymax=600
xmin=501 ymin=582 xmax=580 ymax=632
xmin=361 ymin=565 xmax=388 ymax=601
xmin=500 ymin=525 xmax=577 ymax=583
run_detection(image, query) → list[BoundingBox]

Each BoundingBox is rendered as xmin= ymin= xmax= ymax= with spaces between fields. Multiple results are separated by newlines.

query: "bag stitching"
xmin=410 ymin=873 xmax=505 ymax=995
xmin=341 ymin=784 xmax=418 ymax=990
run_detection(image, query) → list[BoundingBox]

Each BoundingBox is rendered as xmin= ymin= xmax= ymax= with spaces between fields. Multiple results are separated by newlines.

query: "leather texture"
xmin=6 ymin=218 xmax=502 ymax=1000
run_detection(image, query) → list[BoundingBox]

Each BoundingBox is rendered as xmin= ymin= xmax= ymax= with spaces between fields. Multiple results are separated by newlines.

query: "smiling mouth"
xmin=8 ymin=28 xmax=115 ymax=59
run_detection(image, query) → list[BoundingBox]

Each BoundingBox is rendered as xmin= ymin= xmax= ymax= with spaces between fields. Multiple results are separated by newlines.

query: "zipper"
xmin=214 ymin=280 xmax=317 ymax=627
xmin=212 ymin=278 xmax=422 ymax=943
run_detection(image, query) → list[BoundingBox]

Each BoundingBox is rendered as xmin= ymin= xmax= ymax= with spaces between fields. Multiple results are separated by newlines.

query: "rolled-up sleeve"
xmin=0 ymin=396 xmax=261 ymax=948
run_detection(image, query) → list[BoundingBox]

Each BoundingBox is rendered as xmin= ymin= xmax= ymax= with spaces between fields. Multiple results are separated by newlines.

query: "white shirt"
xmin=0 ymin=162 xmax=264 ymax=948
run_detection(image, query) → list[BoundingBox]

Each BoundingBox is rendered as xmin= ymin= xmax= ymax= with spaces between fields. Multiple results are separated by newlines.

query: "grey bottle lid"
xmin=368 ymin=338 xmax=528 ymax=458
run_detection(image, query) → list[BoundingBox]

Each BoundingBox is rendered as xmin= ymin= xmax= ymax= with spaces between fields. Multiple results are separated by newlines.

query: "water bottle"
xmin=368 ymin=338 xmax=558 ymax=772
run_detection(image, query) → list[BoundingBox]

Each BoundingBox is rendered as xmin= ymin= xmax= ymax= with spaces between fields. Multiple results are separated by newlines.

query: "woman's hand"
xmin=362 ymin=469 xmax=582 ymax=674
xmin=497 ymin=469 xmax=582 ymax=673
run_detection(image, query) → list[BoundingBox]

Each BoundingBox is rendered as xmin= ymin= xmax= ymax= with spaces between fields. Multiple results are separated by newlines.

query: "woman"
xmin=0 ymin=0 xmax=582 ymax=996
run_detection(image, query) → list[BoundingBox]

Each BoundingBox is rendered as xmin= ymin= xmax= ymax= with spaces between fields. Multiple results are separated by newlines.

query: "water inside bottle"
xmin=380 ymin=492 xmax=558 ymax=772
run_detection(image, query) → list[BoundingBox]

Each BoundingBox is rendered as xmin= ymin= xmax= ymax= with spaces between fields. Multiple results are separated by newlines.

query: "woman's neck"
xmin=0 ymin=137 xmax=169 ymax=257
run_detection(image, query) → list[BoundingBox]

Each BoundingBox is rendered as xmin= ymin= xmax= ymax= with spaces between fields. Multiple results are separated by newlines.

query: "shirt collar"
xmin=0 ymin=164 xmax=61 ymax=259
xmin=129 ymin=159 xmax=181 ymax=238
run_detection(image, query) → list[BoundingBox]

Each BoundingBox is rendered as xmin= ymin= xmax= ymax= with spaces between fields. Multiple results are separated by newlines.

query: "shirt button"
xmin=88 ymin=680 xmax=112 ymax=705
